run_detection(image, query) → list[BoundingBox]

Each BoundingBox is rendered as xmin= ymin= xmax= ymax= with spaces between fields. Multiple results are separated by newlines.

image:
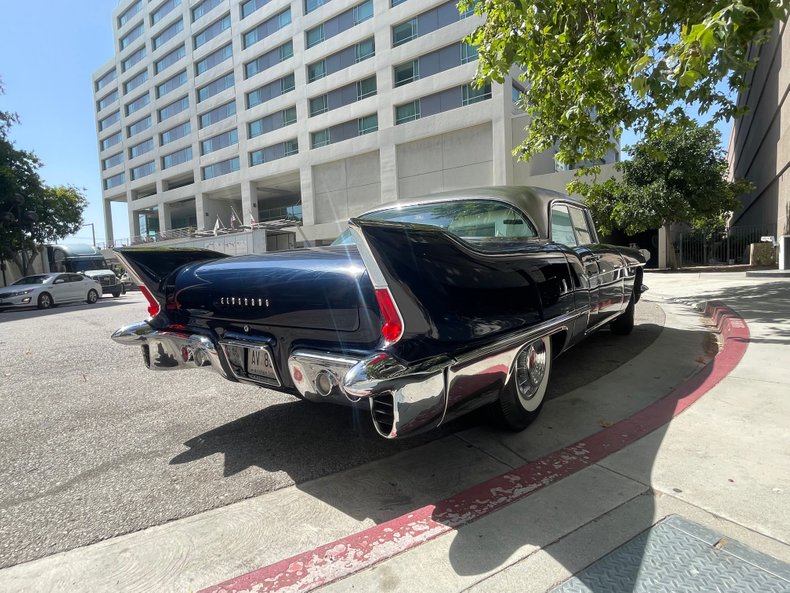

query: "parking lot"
xmin=0 ymin=293 xmax=665 ymax=569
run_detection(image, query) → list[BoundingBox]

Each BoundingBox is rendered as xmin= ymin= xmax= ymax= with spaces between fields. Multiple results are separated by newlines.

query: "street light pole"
xmin=83 ymin=223 xmax=96 ymax=247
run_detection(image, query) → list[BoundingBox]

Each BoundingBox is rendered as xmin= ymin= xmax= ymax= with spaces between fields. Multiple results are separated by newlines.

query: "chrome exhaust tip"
xmin=315 ymin=370 xmax=337 ymax=397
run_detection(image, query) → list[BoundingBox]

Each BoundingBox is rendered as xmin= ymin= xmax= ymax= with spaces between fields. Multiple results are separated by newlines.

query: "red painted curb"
xmin=200 ymin=301 xmax=749 ymax=593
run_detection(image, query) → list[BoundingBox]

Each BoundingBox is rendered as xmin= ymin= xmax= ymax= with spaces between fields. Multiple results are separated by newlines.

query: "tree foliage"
xmin=571 ymin=115 xmax=751 ymax=238
xmin=1 ymin=80 xmax=87 ymax=276
xmin=461 ymin=0 xmax=789 ymax=166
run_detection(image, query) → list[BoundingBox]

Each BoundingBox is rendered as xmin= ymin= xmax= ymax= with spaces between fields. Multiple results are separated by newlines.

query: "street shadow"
xmin=169 ymin=299 xmax=721 ymax=592
xmin=0 ymin=295 xmax=134 ymax=322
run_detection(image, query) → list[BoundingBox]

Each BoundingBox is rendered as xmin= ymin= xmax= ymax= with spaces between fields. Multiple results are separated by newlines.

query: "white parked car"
xmin=0 ymin=273 xmax=103 ymax=310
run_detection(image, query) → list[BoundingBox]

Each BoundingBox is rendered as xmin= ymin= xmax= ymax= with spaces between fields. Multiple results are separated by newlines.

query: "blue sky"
xmin=0 ymin=2 xmax=734 ymax=248
xmin=0 ymin=1 xmax=125 ymax=246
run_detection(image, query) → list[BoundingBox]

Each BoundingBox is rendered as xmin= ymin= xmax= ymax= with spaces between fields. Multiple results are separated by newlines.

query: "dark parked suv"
xmin=83 ymin=269 xmax=125 ymax=298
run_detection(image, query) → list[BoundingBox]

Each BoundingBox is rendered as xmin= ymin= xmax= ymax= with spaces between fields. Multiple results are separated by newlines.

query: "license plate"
xmin=222 ymin=342 xmax=279 ymax=385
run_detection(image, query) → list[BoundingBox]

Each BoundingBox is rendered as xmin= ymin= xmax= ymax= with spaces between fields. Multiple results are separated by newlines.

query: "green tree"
xmin=571 ymin=115 xmax=751 ymax=267
xmin=461 ymin=0 xmax=789 ymax=167
xmin=1 ymin=80 xmax=87 ymax=277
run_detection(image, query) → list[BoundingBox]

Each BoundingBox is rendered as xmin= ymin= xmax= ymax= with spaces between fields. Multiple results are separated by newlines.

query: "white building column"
xmin=103 ymin=199 xmax=114 ymax=246
xmin=158 ymin=202 xmax=170 ymax=233
xmin=379 ymin=143 xmax=398 ymax=203
xmin=492 ymin=80 xmax=514 ymax=185
xmin=195 ymin=193 xmax=208 ymax=231
xmin=241 ymin=180 xmax=257 ymax=226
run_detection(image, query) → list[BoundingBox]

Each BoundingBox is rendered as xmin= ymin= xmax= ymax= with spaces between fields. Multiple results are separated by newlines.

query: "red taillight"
xmin=139 ymin=285 xmax=160 ymax=317
xmin=374 ymin=288 xmax=403 ymax=344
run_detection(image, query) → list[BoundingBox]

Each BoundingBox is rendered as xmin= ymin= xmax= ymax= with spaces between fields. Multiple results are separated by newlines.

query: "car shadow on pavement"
xmin=169 ymin=302 xmax=723 ymax=592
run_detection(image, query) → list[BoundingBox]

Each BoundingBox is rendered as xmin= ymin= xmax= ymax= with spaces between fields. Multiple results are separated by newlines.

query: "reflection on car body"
xmin=112 ymin=186 xmax=647 ymax=439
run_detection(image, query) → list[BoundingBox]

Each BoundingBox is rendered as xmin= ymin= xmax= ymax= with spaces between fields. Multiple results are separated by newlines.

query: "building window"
xmin=119 ymin=0 xmax=143 ymax=27
xmin=104 ymin=172 xmax=125 ymax=189
xmin=131 ymin=161 xmax=156 ymax=180
xmin=357 ymin=76 xmax=377 ymax=99
xmin=281 ymin=73 xmax=295 ymax=93
xmin=307 ymin=60 xmax=325 ymax=82
xmin=153 ymin=18 xmax=183 ymax=50
xmin=127 ymin=115 xmax=152 ymax=137
xmin=311 ymin=129 xmax=330 ymax=148
xmin=352 ymin=0 xmax=373 ymax=25
xmin=158 ymin=95 xmax=189 ymax=121
xmin=120 ymin=23 xmax=144 ymax=50
xmin=395 ymin=100 xmax=420 ymax=124
xmin=309 ymin=95 xmax=327 ymax=117
xmin=96 ymin=69 xmax=117 ymax=92
xmin=391 ymin=0 xmax=407 ymax=5
xmin=243 ymin=9 xmax=291 ymax=49
xmin=244 ymin=41 xmax=293 ymax=79
xmin=460 ymin=42 xmax=478 ymax=64
xmin=283 ymin=106 xmax=297 ymax=125
xmin=199 ymin=100 xmax=236 ymax=128
xmin=305 ymin=24 xmax=324 ymax=48
xmin=202 ymin=157 xmax=239 ymax=180
xmin=394 ymin=60 xmax=418 ymax=87
xmin=358 ymin=113 xmax=378 ymax=135
xmin=124 ymin=70 xmax=149 ymax=94
xmin=201 ymin=129 xmax=238 ymax=155
xmin=102 ymin=152 xmax=124 ymax=170
xmin=195 ymin=14 xmax=231 ymax=49
xmin=162 ymin=146 xmax=192 ymax=168
xmin=122 ymin=46 xmax=146 ymax=72
xmin=511 ymin=82 xmax=525 ymax=108
xmin=151 ymin=0 xmax=181 ymax=26
xmin=98 ymin=111 xmax=120 ymax=131
xmin=125 ymin=93 xmax=150 ymax=116
xmin=155 ymin=44 xmax=186 ymax=74
xmin=129 ymin=138 xmax=155 ymax=158
xmin=97 ymin=90 xmax=119 ymax=111
xmin=460 ymin=2 xmax=476 ymax=18
xmin=285 ymin=139 xmax=298 ymax=155
xmin=195 ymin=43 xmax=232 ymax=76
xmin=462 ymin=82 xmax=491 ymax=105
xmin=156 ymin=70 xmax=187 ymax=98
xmin=355 ymin=38 xmax=375 ymax=62
xmin=392 ymin=19 xmax=417 ymax=46
xmin=192 ymin=0 xmax=222 ymax=22
xmin=197 ymin=71 xmax=234 ymax=102
xmin=241 ymin=0 xmax=270 ymax=19
xmin=305 ymin=0 xmax=326 ymax=13
xmin=100 ymin=132 xmax=123 ymax=151
xmin=160 ymin=121 xmax=191 ymax=144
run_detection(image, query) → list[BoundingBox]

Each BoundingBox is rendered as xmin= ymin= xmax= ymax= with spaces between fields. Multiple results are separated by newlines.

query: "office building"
xmin=93 ymin=0 xmax=618 ymax=246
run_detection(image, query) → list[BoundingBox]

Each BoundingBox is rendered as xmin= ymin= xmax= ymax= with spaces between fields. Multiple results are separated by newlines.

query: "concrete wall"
xmin=729 ymin=21 xmax=789 ymax=236
xmin=313 ymin=150 xmax=382 ymax=223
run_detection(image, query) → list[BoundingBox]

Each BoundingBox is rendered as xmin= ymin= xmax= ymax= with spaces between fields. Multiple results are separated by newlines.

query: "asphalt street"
xmin=0 ymin=292 xmax=663 ymax=569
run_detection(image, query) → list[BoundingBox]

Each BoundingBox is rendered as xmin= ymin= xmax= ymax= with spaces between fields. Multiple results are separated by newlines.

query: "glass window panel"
xmin=101 ymin=131 xmax=123 ymax=150
xmin=122 ymin=46 xmax=146 ymax=72
xmin=283 ymin=106 xmax=297 ymax=125
xmin=241 ymin=0 xmax=270 ymax=19
xmin=151 ymin=0 xmax=181 ymax=25
xmin=194 ymin=14 xmax=230 ymax=48
xmin=355 ymin=37 xmax=375 ymax=62
xmin=281 ymin=73 xmax=295 ymax=93
xmin=162 ymin=146 xmax=193 ymax=168
xmin=131 ymin=161 xmax=156 ymax=180
xmin=550 ymin=205 xmax=577 ymax=246
xmin=155 ymin=44 xmax=185 ymax=73
xmin=124 ymin=70 xmax=149 ymax=94
xmin=156 ymin=70 xmax=187 ymax=98
xmin=199 ymin=100 xmax=236 ymax=128
xmin=160 ymin=121 xmax=191 ymax=144
xmin=394 ymin=60 xmax=418 ymax=87
xmin=285 ymin=139 xmax=298 ymax=155
xmin=353 ymin=0 xmax=373 ymax=24
xmin=158 ymin=95 xmax=189 ymax=121
xmin=102 ymin=152 xmax=124 ymax=170
xmin=307 ymin=60 xmax=326 ymax=82
xmin=395 ymin=100 xmax=420 ymax=124
xmin=153 ymin=19 xmax=183 ymax=50
xmin=97 ymin=90 xmax=119 ymax=111
xmin=306 ymin=24 xmax=324 ymax=48
xmin=99 ymin=111 xmax=121 ymax=131
xmin=568 ymin=207 xmax=593 ymax=244
xmin=195 ymin=43 xmax=232 ymax=75
xmin=197 ymin=71 xmax=234 ymax=102
xmin=129 ymin=137 xmax=154 ymax=158
xmin=96 ymin=69 xmax=117 ymax=91
xmin=460 ymin=42 xmax=478 ymax=64
xmin=311 ymin=129 xmax=330 ymax=148
xmin=358 ymin=113 xmax=378 ymax=135
xmin=392 ymin=19 xmax=416 ymax=46
xmin=309 ymin=96 xmax=327 ymax=116
xmin=127 ymin=115 xmax=152 ymax=137
xmin=357 ymin=76 xmax=377 ymax=99
xmin=201 ymin=129 xmax=238 ymax=154
xmin=125 ymin=93 xmax=150 ymax=115
xmin=119 ymin=1 xmax=143 ymax=27
xmin=202 ymin=157 xmax=239 ymax=179
xmin=305 ymin=0 xmax=326 ymax=13
xmin=120 ymin=23 xmax=144 ymax=50
xmin=104 ymin=172 xmax=126 ymax=189
xmin=192 ymin=0 xmax=222 ymax=21
xmin=462 ymin=82 xmax=491 ymax=105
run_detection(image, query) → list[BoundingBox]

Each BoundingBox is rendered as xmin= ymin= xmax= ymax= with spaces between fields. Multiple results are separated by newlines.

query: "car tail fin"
xmin=115 ymin=247 xmax=228 ymax=316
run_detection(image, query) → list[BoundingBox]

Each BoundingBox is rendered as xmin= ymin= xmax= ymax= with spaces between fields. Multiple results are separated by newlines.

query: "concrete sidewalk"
xmin=0 ymin=272 xmax=787 ymax=592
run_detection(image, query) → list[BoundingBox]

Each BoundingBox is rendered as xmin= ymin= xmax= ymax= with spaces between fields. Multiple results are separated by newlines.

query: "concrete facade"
xmin=728 ymin=20 xmax=790 ymax=237
xmin=93 ymin=0 xmax=617 ymax=247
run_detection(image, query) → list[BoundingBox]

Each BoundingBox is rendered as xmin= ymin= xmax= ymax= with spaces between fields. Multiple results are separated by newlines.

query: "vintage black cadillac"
xmin=112 ymin=186 xmax=647 ymax=439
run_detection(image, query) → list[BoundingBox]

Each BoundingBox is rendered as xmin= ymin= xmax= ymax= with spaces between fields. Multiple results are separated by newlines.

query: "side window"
xmin=55 ymin=274 xmax=70 ymax=284
xmin=568 ymin=207 xmax=593 ymax=244
xmin=550 ymin=204 xmax=577 ymax=246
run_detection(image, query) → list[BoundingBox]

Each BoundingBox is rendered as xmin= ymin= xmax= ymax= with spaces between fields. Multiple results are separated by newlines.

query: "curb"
xmin=199 ymin=301 xmax=750 ymax=593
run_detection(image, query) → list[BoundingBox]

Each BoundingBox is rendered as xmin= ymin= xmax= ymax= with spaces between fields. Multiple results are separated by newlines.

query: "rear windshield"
xmin=333 ymin=199 xmax=537 ymax=245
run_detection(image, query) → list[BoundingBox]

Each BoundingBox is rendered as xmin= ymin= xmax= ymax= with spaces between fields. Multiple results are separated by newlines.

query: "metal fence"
xmin=675 ymin=225 xmax=775 ymax=268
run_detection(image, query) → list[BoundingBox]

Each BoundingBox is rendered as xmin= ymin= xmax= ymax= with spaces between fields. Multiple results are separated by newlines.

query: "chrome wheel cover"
xmin=515 ymin=339 xmax=547 ymax=403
